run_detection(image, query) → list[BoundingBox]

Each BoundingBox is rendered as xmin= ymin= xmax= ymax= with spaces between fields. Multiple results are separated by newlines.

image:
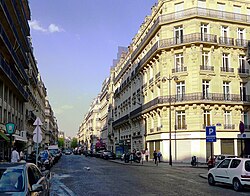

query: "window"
xmin=248 ymin=8 xmax=250 ymax=22
xmin=234 ymin=5 xmax=241 ymax=20
xmin=239 ymin=55 xmax=246 ymax=72
xmin=204 ymin=110 xmax=211 ymax=127
xmin=175 ymin=53 xmax=184 ymax=71
xmin=202 ymin=51 xmax=209 ymax=67
xmin=217 ymin=159 xmax=230 ymax=168
xmin=176 ymin=111 xmax=186 ymax=129
xmin=224 ymin=111 xmax=232 ymax=126
xmin=175 ymin=2 xmax=184 ymax=18
xmin=223 ymin=81 xmax=230 ymax=100
xmin=217 ymin=3 xmax=225 ymax=13
xmin=245 ymin=161 xmax=250 ymax=172
xmin=230 ymin=159 xmax=241 ymax=168
xmin=176 ymin=81 xmax=185 ymax=100
xmin=237 ymin=28 xmax=245 ymax=40
xmin=201 ymin=24 xmax=209 ymax=41
xmin=240 ymin=83 xmax=247 ymax=101
xmin=222 ymin=53 xmax=230 ymax=71
xmin=202 ymin=80 xmax=210 ymax=99
xmin=174 ymin=26 xmax=183 ymax=44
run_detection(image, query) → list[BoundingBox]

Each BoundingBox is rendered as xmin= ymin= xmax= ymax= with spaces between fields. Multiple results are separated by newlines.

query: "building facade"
xmin=0 ymin=0 xmax=58 ymax=160
xmin=79 ymin=0 xmax=250 ymax=163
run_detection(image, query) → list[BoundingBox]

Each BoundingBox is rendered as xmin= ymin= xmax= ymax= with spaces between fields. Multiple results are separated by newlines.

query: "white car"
xmin=208 ymin=158 xmax=250 ymax=191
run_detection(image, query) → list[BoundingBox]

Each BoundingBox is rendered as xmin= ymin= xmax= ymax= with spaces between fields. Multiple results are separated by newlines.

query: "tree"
xmin=71 ymin=138 xmax=78 ymax=149
xmin=58 ymin=138 xmax=65 ymax=148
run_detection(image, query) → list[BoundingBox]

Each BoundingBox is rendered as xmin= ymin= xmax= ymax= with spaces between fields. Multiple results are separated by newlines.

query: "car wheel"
xmin=233 ymin=178 xmax=243 ymax=192
xmin=208 ymin=174 xmax=215 ymax=186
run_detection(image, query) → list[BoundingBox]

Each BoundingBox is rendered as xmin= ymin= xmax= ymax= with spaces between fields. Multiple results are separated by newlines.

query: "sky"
xmin=28 ymin=0 xmax=157 ymax=138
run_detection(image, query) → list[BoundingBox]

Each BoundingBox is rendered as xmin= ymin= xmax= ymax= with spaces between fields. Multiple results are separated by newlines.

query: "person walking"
xmin=11 ymin=146 xmax=20 ymax=163
xmin=145 ymin=148 xmax=149 ymax=162
xmin=153 ymin=150 xmax=157 ymax=164
xmin=157 ymin=150 xmax=162 ymax=163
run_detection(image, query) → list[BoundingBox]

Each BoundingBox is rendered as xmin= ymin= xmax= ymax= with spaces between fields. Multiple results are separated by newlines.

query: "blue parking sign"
xmin=206 ymin=126 xmax=216 ymax=142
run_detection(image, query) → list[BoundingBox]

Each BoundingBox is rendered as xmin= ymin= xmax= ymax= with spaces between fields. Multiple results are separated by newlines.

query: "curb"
xmin=199 ymin=173 xmax=208 ymax=179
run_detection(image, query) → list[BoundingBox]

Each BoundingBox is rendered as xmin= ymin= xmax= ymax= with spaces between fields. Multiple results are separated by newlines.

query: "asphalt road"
xmin=49 ymin=155 xmax=250 ymax=196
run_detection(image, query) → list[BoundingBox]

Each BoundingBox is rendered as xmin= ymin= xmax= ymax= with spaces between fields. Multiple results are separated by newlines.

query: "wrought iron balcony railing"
xmin=238 ymin=68 xmax=249 ymax=75
xmin=200 ymin=65 xmax=214 ymax=71
xmin=172 ymin=66 xmax=187 ymax=73
xmin=220 ymin=67 xmax=234 ymax=73
xmin=219 ymin=37 xmax=234 ymax=46
xmin=235 ymin=39 xmax=248 ymax=47
xmin=224 ymin=124 xmax=235 ymax=129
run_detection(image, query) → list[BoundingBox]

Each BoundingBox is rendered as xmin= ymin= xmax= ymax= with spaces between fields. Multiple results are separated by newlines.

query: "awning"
xmin=0 ymin=132 xmax=10 ymax=142
xmin=13 ymin=134 xmax=28 ymax=142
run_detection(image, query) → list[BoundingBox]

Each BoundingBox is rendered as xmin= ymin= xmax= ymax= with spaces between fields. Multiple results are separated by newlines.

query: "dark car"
xmin=0 ymin=162 xmax=49 ymax=195
xmin=64 ymin=149 xmax=72 ymax=155
xmin=102 ymin=151 xmax=116 ymax=160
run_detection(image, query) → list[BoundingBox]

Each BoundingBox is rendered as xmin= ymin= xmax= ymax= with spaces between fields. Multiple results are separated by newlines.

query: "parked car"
xmin=0 ymin=162 xmax=50 ymax=195
xmin=102 ymin=151 xmax=116 ymax=160
xmin=207 ymin=154 xmax=237 ymax=169
xmin=208 ymin=158 xmax=250 ymax=191
xmin=64 ymin=149 xmax=72 ymax=155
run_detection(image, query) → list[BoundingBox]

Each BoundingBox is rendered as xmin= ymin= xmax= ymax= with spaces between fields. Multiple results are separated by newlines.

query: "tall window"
xmin=237 ymin=28 xmax=245 ymax=46
xmin=248 ymin=8 xmax=250 ymax=22
xmin=240 ymin=82 xmax=247 ymax=101
xmin=201 ymin=23 xmax=209 ymax=41
xmin=204 ymin=110 xmax=211 ymax=127
xmin=174 ymin=26 xmax=183 ymax=44
xmin=202 ymin=80 xmax=210 ymax=99
xmin=176 ymin=111 xmax=186 ymax=129
xmin=175 ymin=2 xmax=184 ymax=19
xmin=175 ymin=53 xmax=184 ymax=71
xmin=239 ymin=55 xmax=246 ymax=71
xmin=202 ymin=51 xmax=209 ymax=67
xmin=176 ymin=81 xmax=185 ymax=100
xmin=221 ymin=26 xmax=229 ymax=44
xmin=224 ymin=111 xmax=232 ymax=127
xmin=218 ymin=3 xmax=225 ymax=17
xmin=234 ymin=5 xmax=241 ymax=20
xmin=222 ymin=53 xmax=230 ymax=71
xmin=223 ymin=81 xmax=230 ymax=100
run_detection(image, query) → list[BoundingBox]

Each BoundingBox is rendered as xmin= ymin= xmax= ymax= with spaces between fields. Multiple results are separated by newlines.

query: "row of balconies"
xmin=1 ymin=0 xmax=29 ymax=68
xmin=132 ymin=7 xmax=250 ymax=61
xmin=115 ymin=33 xmax=249 ymax=90
xmin=0 ymin=55 xmax=28 ymax=100
xmin=0 ymin=23 xmax=29 ymax=84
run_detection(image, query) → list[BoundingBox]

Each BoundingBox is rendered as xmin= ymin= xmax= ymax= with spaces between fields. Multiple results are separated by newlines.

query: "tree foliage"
xmin=71 ymin=137 xmax=78 ymax=148
xmin=58 ymin=138 xmax=65 ymax=148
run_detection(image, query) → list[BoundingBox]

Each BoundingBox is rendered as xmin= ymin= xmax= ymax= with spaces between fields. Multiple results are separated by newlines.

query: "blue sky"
xmin=29 ymin=0 xmax=157 ymax=137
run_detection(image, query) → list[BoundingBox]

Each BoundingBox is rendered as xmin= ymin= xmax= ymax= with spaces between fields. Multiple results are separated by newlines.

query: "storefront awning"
xmin=0 ymin=132 xmax=10 ymax=142
xmin=13 ymin=134 xmax=28 ymax=142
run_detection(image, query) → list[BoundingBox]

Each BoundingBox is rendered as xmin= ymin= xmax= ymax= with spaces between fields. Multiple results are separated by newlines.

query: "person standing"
xmin=157 ymin=150 xmax=162 ymax=163
xmin=11 ymin=146 xmax=20 ymax=163
xmin=145 ymin=148 xmax=149 ymax=162
xmin=153 ymin=150 xmax=157 ymax=164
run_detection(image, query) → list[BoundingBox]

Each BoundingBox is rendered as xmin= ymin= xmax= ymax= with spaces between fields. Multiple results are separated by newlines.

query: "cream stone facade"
xmin=79 ymin=0 xmax=250 ymax=163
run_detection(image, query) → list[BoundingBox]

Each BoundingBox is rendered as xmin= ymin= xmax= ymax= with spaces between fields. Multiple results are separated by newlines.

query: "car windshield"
xmin=245 ymin=161 xmax=250 ymax=172
xmin=0 ymin=168 xmax=24 ymax=192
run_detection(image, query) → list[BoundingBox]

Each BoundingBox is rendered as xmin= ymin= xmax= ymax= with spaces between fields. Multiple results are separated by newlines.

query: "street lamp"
xmin=162 ymin=75 xmax=178 ymax=166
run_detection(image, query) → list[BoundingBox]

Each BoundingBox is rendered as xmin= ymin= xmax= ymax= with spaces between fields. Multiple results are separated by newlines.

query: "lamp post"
xmin=162 ymin=75 xmax=178 ymax=166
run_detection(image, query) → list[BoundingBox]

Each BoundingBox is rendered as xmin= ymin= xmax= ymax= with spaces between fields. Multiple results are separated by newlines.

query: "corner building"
xmin=112 ymin=0 xmax=250 ymax=162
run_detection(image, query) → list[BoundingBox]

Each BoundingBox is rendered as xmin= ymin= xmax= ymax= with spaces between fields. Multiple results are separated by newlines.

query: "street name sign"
xmin=206 ymin=126 xmax=216 ymax=142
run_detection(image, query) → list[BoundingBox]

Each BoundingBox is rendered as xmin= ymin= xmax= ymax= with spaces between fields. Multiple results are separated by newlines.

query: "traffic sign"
xmin=206 ymin=126 xmax=216 ymax=142
xmin=33 ymin=126 xmax=42 ymax=143
xmin=5 ymin=123 xmax=15 ymax=134
xmin=33 ymin=117 xmax=43 ymax=126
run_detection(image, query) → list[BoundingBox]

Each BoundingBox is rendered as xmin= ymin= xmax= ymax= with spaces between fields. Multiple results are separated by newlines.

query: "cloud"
xmin=48 ymin=24 xmax=63 ymax=33
xmin=29 ymin=20 xmax=47 ymax=32
xmin=29 ymin=20 xmax=64 ymax=33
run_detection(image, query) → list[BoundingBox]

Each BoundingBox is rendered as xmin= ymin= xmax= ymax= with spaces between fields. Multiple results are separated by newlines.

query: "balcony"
xmin=219 ymin=37 xmax=234 ymax=46
xmin=200 ymin=65 xmax=214 ymax=71
xmin=238 ymin=68 xmax=249 ymax=76
xmin=220 ymin=67 xmax=234 ymax=73
xmin=172 ymin=66 xmax=187 ymax=73
xmin=224 ymin=124 xmax=235 ymax=129
xmin=235 ymin=39 xmax=248 ymax=47
xmin=175 ymin=124 xmax=187 ymax=130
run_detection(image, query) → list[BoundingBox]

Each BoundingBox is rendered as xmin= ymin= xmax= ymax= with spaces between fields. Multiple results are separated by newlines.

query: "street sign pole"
xmin=206 ymin=126 xmax=216 ymax=166
xmin=33 ymin=117 xmax=43 ymax=166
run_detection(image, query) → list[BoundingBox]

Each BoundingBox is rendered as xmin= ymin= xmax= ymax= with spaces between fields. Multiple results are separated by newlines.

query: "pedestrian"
xmin=145 ymin=148 xmax=149 ymax=162
xmin=153 ymin=150 xmax=157 ymax=164
xmin=11 ymin=146 xmax=20 ymax=163
xmin=157 ymin=150 xmax=162 ymax=163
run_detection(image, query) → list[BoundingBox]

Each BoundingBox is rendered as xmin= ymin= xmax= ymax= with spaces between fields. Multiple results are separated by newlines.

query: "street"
xmin=49 ymin=155 xmax=250 ymax=196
